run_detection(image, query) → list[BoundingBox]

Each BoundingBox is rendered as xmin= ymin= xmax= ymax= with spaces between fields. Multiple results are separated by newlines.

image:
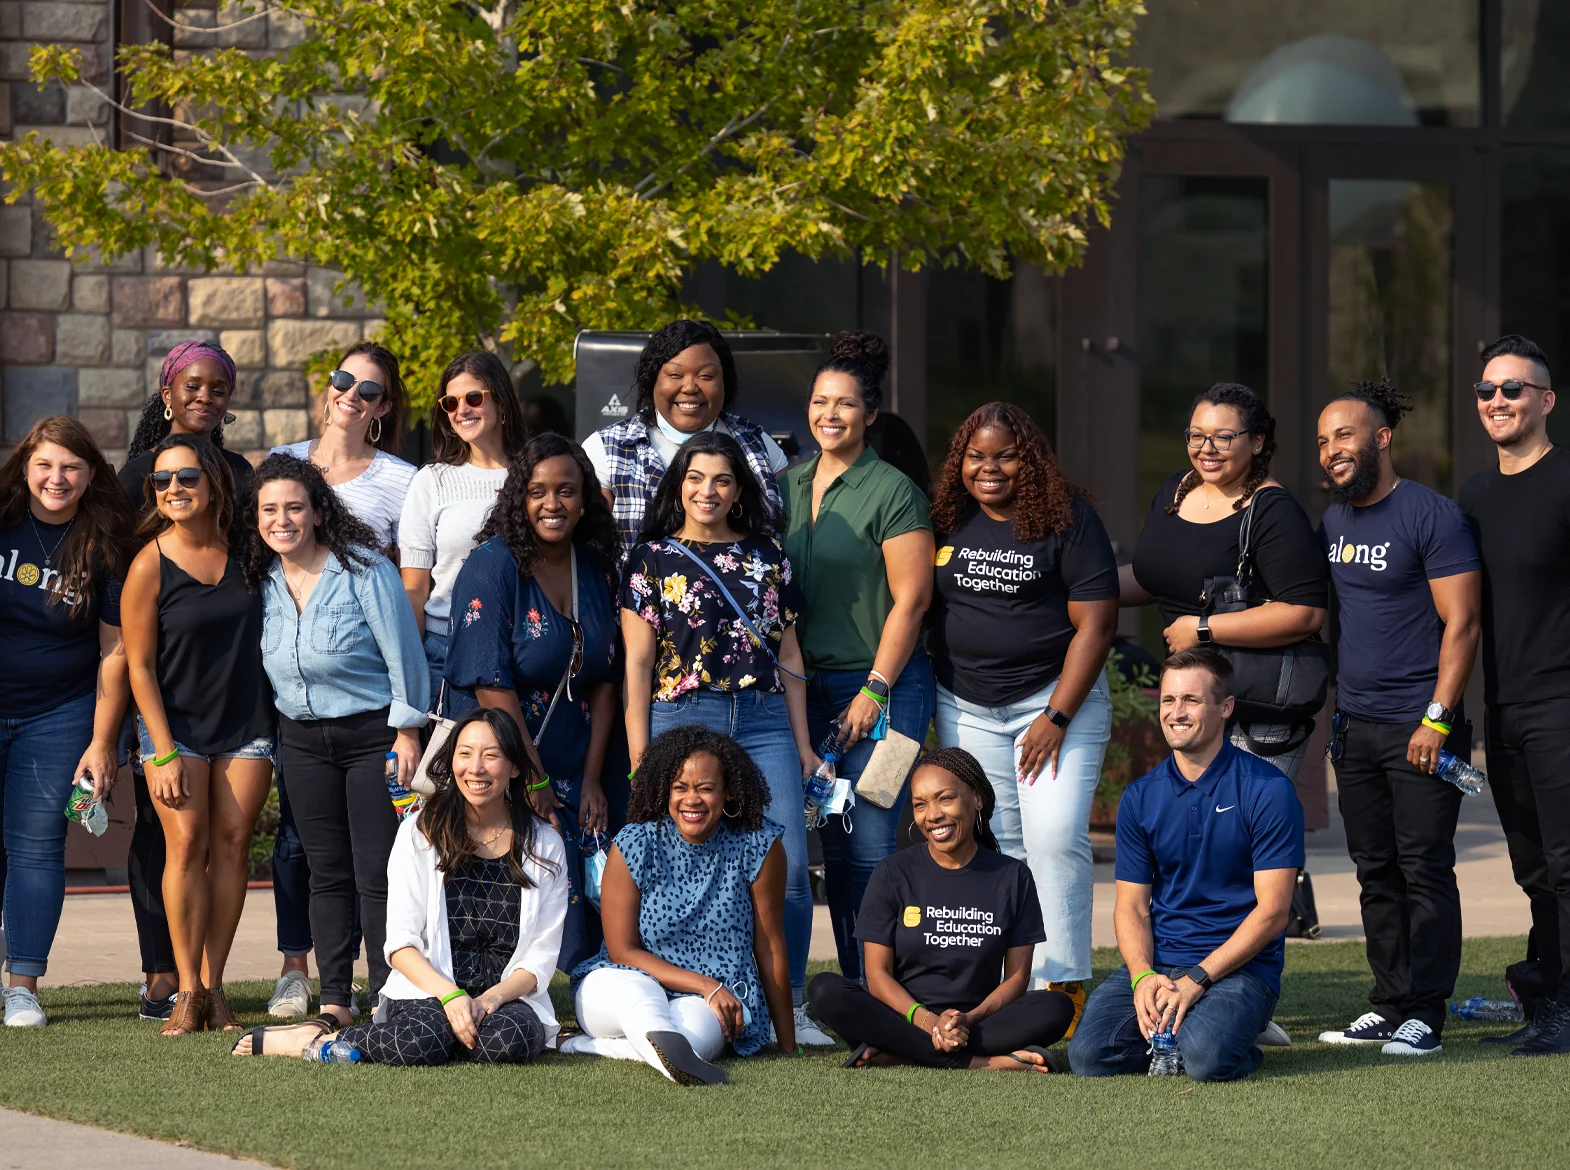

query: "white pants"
xmin=564 ymin=967 xmax=725 ymax=1080
xmin=935 ymin=671 xmax=1112 ymax=984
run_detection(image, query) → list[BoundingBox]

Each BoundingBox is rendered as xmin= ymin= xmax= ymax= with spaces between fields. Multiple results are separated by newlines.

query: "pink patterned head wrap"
xmin=160 ymin=341 xmax=237 ymax=391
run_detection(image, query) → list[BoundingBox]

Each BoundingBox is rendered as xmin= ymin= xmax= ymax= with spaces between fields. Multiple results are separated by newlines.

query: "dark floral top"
xmin=621 ymin=535 xmax=804 ymax=700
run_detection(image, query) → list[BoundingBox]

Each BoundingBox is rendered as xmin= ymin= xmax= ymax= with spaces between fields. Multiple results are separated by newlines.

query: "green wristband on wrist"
xmin=905 ymin=1002 xmax=924 ymax=1025
xmin=1421 ymin=717 xmax=1452 ymax=736
xmin=860 ymin=686 xmax=889 ymax=705
xmin=440 ymin=988 xmax=469 ymax=1006
xmin=526 ymin=775 xmax=551 ymax=791
xmin=151 ymin=747 xmax=180 ymax=767
xmin=1131 ymin=968 xmax=1158 ymax=992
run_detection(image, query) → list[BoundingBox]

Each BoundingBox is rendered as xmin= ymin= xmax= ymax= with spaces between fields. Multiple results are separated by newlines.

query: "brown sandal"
xmin=205 ymin=986 xmax=242 ymax=1032
xmin=161 ymin=988 xmax=208 ymax=1036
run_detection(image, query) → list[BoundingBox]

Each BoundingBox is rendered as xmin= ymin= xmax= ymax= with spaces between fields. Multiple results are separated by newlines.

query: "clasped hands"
xmin=1132 ymin=971 xmax=1207 ymax=1039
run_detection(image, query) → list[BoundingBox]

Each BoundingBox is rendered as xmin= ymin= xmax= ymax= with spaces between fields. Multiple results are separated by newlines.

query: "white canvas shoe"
xmin=3 ymin=986 xmax=47 ymax=1027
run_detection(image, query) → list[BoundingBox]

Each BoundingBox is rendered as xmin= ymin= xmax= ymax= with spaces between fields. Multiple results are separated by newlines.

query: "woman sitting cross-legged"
xmin=562 ymin=726 xmax=795 ymax=1084
xmin=808 ymin=748 xmax=1076 ymax=1072
xmin=231 ymin=708 xmax=569 ymax=1064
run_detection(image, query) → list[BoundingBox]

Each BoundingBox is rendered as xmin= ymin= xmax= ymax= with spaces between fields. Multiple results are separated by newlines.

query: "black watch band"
xmin=1186 ymin=965 xmax=1214 ymax=990
xmin=1197 ymin=617 xmax=1213 ymax=645
xmin=1044 ymin=706 xmax=1070 ymax=729
xmin=863 ymin=676 xmax=890 ymax=700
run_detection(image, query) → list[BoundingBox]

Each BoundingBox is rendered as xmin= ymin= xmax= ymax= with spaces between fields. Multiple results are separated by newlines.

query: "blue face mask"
xmin=654 ymin=410 xmax=715 ymax=446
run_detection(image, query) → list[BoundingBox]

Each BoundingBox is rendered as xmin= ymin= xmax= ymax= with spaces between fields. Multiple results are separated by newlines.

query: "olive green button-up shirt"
xmin=779 ymin=446 xmax=931 ymax=673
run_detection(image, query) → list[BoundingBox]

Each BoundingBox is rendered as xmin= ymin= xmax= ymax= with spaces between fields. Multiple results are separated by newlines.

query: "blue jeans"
xmin=935 ymin=671 xmax=1112 ymax=984
xmin=0 ymin=691 xmax=95 ymax=977
xmin=423 ymin=628 xmax=448 ymax=711
xmin=806 ymin=651 xmax=935 ymax=981
xmin=1069 ymin=963 xmax=1277 ymax=1082
xmin=651 ymin=688 xmax=812 ymax=1000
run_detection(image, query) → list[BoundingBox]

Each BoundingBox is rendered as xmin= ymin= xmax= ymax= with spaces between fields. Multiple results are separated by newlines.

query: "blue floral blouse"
xmin=571 ymin=816 xmax=783 ymax=1056
xmin=443 ymin=537 xmax=619 ymax=805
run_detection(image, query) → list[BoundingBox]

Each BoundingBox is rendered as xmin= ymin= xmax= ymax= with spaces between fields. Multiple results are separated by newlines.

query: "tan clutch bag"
xmin=854 ymin=726 xmax=922 ymax=809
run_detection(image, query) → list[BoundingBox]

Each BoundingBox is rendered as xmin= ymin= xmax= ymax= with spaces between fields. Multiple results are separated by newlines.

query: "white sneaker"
xmin=3 ymin=986 xmax=47 ymax=1027
xmin=793 ymin=1006 xmax=836 ymax=1047
xmin=267 ymin=970 xmax=312 ymax=1019
xmin=1255 ymin=1020 xmax=1292 ymax=1047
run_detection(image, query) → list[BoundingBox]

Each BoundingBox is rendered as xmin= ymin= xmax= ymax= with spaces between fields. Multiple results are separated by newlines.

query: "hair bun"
xmin=828 ymin=330 xmax=890 ymax=381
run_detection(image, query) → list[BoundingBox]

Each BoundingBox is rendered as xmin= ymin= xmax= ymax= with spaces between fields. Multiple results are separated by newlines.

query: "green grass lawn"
xmin=4 ymin=938 xmax=1567 ymax=1170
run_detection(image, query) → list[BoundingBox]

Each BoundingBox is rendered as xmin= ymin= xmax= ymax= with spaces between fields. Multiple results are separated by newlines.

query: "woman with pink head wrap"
xmin=126 ymin=341 xmax=240 ymax=462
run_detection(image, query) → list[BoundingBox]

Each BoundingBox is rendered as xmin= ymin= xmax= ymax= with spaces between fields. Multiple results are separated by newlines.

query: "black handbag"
xmin=1285 ymin=869 xmax=1321 ymax=939
xmin=1199 ymin=487 xmax=1330 ymax=755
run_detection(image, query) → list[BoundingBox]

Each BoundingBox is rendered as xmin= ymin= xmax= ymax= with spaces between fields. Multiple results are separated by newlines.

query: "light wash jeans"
xmin=935 ymin=670 xmax=1112 ymax=984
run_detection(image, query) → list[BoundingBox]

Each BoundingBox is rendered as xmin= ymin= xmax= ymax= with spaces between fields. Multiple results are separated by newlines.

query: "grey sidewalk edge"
xmin=0 ymin=1107 xmax=275 ymax=1170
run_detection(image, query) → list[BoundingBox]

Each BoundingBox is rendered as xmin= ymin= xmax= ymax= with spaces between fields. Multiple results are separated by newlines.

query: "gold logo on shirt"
xmin=903 ymin=905 xmax=922 ymax=928
xmin=15 ymin=562 xmax=40 ymax=587
xmin=934 ymin=546 xmax=954 ymax=567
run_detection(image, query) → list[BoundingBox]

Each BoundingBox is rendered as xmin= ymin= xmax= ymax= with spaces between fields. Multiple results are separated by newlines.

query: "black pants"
xmin=1486 ymin=698 xmax=1570 ymax=1003
xmin=128 ymin=765 xmax=176 ymax=975
xmin=278 ymin=709 xmax=398 ymax=1004
xmin=1333 ymin=714 xmax=1465 ymax=1032
xmin=337 ymin=997 xmax=546 ymax=1066
xmin=808 ymin=973 xmax=1073 ymax=1068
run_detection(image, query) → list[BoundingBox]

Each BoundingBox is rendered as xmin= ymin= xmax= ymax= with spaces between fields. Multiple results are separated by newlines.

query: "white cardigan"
xmin=378 ymin=814 xmax=569 ymax=1043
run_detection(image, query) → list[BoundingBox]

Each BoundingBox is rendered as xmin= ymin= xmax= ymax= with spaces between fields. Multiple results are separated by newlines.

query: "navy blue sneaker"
xmin=1382 ymin=1018 xmax=1443 ymax=1056
xmin=138 ymin=989 xmax=176 ymax=1021
xmin=1318 ymin=1011 xmax=1393 ymax=1044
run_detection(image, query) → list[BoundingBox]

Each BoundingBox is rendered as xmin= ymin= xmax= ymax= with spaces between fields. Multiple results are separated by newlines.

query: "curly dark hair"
xmin=913 ymin=747 xmax=1000 ymax=851
xmin=476 ymin=433 xmax=619 ymax=580
xmin=336 ymin=341 xmax=409 ymax=455
xmin=416 ymin=708 xmax=559 ymax=887
xmin=1331 ymin=375 xmax=1413 ymax=432
xmin=633 ymin=319 xmax=738 ymax=420
xmin=430 ymin=349 xmax=530 ymax=466
xmin=240 ymin=454 xmax=380 ymax=590
xmin=930 ymin=402 xmax=1081 ymax=540
xmin=625 ymin=726 xmax=771 ymax=832
xmin=134 ymin=434 xmax=238 ymax=542
xmin=636 ymin=431 xmax=781 ymax=544
xmin=812 ymin=330 xmax=889 ymax=415
xmin=1166 ymin=382 xmax=1277 ymax=515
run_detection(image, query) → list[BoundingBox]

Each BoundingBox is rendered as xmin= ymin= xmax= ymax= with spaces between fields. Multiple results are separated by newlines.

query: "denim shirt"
xmin=261 ymin=547 xmax=430 ymax=727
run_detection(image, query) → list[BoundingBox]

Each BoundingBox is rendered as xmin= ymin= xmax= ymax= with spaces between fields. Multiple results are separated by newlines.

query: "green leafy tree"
xmin=2 ymin=0 xmax=1151 ymax=405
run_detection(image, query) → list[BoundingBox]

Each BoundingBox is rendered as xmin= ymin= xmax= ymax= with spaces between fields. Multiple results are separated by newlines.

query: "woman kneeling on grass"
xmin=808 ymin=748 xmax=1075 ymax=1072
xmin=562 ymin=726 xmax=795 ymax=1084
xmin=232 ymin=708 xmax=569 ymax=1064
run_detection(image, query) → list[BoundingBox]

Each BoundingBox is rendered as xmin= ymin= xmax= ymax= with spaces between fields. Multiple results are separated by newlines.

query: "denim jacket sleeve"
xmin=352 ymin=554 xmax=432 ymax=727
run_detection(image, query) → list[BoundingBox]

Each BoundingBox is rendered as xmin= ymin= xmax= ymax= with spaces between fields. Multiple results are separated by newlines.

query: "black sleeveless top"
xmin=154 ymin=541 xmax=272 ymax=754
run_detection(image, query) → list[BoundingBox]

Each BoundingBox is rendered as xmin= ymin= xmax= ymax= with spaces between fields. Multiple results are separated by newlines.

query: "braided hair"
xmin=1330 ymin=376 xmax=1413 ymax=431
xmin=914 ymin=747 xmax=999 ymax=852
xmin=625 ymin=726 xmax=771 ymax=832
xmin=127 ymin=341 xmax=239 ymax=458
xmin=1166 ymin=382 xmax=1276 ymax=515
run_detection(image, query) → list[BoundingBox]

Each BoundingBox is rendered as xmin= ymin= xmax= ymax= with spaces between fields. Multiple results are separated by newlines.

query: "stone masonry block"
xmin=111 ymin=328 xmax=144 ymax=367
xmin=220 ymin=328 xmax=265 ymax=368
xmin=266 ymin=319 xmax=359 ymax=368
xmin=0 ymin=43 xmax=34 ymax=83
xmin=65 ymin=83 xmax=109 ymax=126
xmin=72 ymin=273 xmax=108 ymax=312
xmin=54 ymin=312 xmax=111 ymax=365
xmin=143 ymin=246 xmax=211 ymax=276
xmin=78 ymin=407 xmax=126 ymax=448
xmin=307 ymin=266 xmax=373 ymax=318
xmin=0 ymin=259 xmax=6 ymax=309
xmin=265 ymin=276 xmax=305 ymax=317
xmin=77 ymin=245 xmax=142 ymax=273
xmin=9 ymin=258 xmax=71 ymax=310
xmin=261 ymin=369 xmax=306 ymax=408
xmin=261 ymin=258 xmax=306 ymax=277
xmin=172 ymin=6 xmax=215 ymax=49
xmin=12 ymin=82 xmax=65 ymax=124
xmin=0 ymin=78 xmax=11 ymax=135
xmin=188 ymin=276 xmax=265 ymax=327
xmin=0 ymin=311 xmax=52 ymax=363
xmin=267 ymin=8 xmax=306 ymax=49
xmin=144 ymin=356 xmax=163 ymax=396
xmin=263 ymin=407 xmax=308 ymax=447
xmin=225 ymin=408 xmax=264 ymax=449
xmin=0 ymin=3 xmax=21 ymax=38
xmin=78 ymin=367 xmax=147 ymax=408
xmin=145 ymin=327 xmax=217 ymax=357
xmin=216 ymin=0 xmax=267 ymax=49
xmin=111 ymin=276 xmax=185 ymax=328
xmin=3 ymin=366 xmax=77 ymax=442
xmin=0 ymin=204 xmax=33 ymax=257
xmin=22 ymin=1 xmax=109 ymax=41
xmin=230 ymin=369 xmax=262 ymax=408
xmin=15 ymin=123 xmax=99 ymax=147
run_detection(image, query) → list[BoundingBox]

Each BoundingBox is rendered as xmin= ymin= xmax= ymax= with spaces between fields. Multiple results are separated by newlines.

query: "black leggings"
xmin=337 ymin=997 xmax=546 ymax=1066
xmin=808 ymin=974 xmax=1073 ymax=1069
xmin=128 ymin=766 xmax=176 ymax=975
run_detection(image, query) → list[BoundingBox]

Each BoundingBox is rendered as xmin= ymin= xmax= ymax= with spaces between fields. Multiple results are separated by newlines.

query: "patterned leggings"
xmin=337 ymin=997 xmax=546 ymax=1066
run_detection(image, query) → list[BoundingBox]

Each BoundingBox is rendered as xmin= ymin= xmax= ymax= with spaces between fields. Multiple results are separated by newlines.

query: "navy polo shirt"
xmin=1114 ymin=741 xmax=1304 ymax=994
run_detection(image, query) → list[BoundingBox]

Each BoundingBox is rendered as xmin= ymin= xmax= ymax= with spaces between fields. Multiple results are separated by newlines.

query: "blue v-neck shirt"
xmin=1114 ymin=741 xmax=1304 ymax=993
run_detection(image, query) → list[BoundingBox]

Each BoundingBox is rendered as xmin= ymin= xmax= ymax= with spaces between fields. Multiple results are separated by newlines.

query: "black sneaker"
xmin=1382 ymin=1018 xmax=1443 ymax=1056
xmin=1512 ymin=1000 xmax=1570 ymax=1057
xmin=1480 ymin=1011 xmax=1541 ymax=1047
xmin=138 ymin=990 xmax=176 ymax=1021
xmin=1318 ymin=1011 xmax=1393 ymax=1044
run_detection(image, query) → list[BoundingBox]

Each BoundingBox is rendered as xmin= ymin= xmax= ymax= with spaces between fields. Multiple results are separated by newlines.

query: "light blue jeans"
xmin=935 ymin=670 xmax=1112 ymax=984
xmin=650 ymin=687 xmax=812 ymax=1003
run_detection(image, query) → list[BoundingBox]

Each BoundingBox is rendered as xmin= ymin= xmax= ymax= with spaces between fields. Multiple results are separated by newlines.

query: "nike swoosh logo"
xmin=1215 ymin=804 xmax=1236 ymax=813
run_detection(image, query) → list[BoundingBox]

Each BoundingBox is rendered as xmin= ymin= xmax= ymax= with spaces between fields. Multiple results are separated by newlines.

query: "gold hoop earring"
xmin=730 ymin=501 xmax=743 ymax=518
xmin=723 ymin=798 xmax=742 ymax=819
xmin=369 ymin=417 xmax=382 ymax=444
xmin=322 ymin=399 xmax=332 ymax=424
xmin=163 ymin=403 xmax=173 ymax=421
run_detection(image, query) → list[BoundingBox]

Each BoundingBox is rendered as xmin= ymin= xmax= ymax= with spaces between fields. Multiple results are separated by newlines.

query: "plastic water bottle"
xmin=302 ymin=1038 xmax=362 ymax=1063
xmin=803 ymin=734 xmax=840 ymax=829
xmin=385 ymin=751 xmax=418 ymax=820
xmin=1148 ymin=1025 xmax=1183 ymax=1076
xmin=1450 ymin=996 xmax=1523 ymax=1022
xmin=1435 ymin=751 xmax=1486 ymax=796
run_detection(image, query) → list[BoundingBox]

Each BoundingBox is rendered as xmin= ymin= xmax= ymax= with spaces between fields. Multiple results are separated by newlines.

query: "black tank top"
xmin=154 ymin=541 xmax=272 ymax=754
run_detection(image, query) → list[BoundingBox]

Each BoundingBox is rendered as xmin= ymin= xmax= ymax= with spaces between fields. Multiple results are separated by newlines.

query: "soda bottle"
xmin=1148 ymin=1025 xmax=1183 ymax=1076
xmin=302 ymin=1038 xmax=362 ymax=1064
xmin=1449 ymin=996 xmax=1523 ymax=1022
xmin=385 ymin=751 xmax=418 ymax=820
xmin=1434 ymin=751 xmax=1486 ymax=796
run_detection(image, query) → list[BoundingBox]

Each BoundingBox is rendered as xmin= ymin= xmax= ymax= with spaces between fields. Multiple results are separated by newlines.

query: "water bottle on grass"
xmin=1434 ymin=751 xmax=1486 ymax=796
xmin=1148 ymin=1025 xmax=1183 ymax=1076
xmin=303 ymin=1038 xmax=362 ymax=1064
xmin=1450 ymin=996 xmax=1523 ymax=1022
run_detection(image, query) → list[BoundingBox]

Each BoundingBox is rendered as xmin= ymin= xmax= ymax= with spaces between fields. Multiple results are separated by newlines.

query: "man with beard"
xmin=1460 ymin=334 xmax=1570 ymax=1056
xmin=1314 ymin=379 xmax=1481 ymax=1057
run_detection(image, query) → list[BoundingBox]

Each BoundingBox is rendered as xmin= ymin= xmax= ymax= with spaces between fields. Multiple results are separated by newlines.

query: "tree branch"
xmin=636 ymin=104 xmax=772 ymax=199
xmin=137 ymin=0 xmax=277 ymax=35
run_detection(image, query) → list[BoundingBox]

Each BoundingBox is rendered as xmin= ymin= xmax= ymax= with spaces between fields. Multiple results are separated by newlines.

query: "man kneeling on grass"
xmin=1069 ymin=649 xmax=1303 ymax=1082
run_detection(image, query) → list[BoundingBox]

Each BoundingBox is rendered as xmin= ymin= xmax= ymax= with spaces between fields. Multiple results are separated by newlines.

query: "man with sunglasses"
xmin=1460 ymin=334 xmax=1570 ymax=1056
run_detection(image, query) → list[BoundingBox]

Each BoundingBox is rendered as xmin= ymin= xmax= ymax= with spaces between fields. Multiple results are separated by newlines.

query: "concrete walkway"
xmin=0 ymin=1108 xmax=265 ymax=1169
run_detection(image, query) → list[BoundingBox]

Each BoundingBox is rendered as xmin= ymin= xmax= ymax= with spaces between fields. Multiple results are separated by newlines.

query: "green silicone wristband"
xmin=440 ymin=988 xmax=469 ymax=1006
xmin=1131 ymin=968 xmax=1158 ymax=992
xmin=151 ymin=747 xmax=180 ymax=767
xmin=905 ymin=1002 xmax=924 ymax=1025
xmin=526 ymin=775 xmax=551 ymax=791
xmin=860 ymin=686 xmax=889 ymax=705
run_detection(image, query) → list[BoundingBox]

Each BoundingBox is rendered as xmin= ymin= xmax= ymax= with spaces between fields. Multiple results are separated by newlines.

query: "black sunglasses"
xmin=1474 ymin=379 xmax=1549 ymax=401
xmin=440 ymin=388 xmax=493 ymax=413
xmin=149 ymin=468 xmax=204 ymax=491
xmin=1326 ymin=711 xmax=1348 ymax=763
xmin=328 ymin=369 xmax=386 ymax=401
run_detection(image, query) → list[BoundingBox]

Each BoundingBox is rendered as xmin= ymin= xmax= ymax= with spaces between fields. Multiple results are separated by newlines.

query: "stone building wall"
xmin=1 ymin=0 xmax=372 ymax=466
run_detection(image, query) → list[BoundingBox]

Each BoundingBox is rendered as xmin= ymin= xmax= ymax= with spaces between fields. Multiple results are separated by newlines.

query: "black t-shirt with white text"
xmin=855 ymin=845 xmax=1045 ymax=1011
xmin=930 ymin=496 xmax=1118 ymax=705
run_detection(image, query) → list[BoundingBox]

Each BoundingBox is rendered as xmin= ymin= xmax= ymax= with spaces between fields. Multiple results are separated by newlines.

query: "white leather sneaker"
xmin=3 ymin=985 xmax=47 ymax=1027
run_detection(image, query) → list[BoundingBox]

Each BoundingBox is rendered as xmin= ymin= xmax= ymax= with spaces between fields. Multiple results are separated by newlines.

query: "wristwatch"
xmin=1425 ymin=702 xmax=1453 ymax=725
xmin=863 ymin=676 xmax=890 ymax=701
xmin=1184 ymin=965 xmax=1214 ymax=991
xmin=1196 ymin=617 xmax=1213 ymax=645
xmin=1044 ymin=706 xmax=1071 ymax=729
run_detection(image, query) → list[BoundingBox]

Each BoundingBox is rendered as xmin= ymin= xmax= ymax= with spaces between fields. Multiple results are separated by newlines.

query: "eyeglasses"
xmin=1474 ymin=379 xmax=1549 ymax=401
xmin=328 ymin=369 xmax=386 ymax=401
xmin=149 ymin=468 xmax=204 ymax=491
xmin=1183 ymin=429 xmax=1249 ymax=452
xmin=1326 ymin=711 xmax=1348 ymax=763
xmin=440 ymin=388 xmax=493 ymax=413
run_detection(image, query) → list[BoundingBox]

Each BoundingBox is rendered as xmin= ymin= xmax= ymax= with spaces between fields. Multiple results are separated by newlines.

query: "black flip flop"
xmin=1005 ymin=1045 xmax=1067 ymax=1074
xmin=842 ymin=1043 xmax=875 ymax=1069
xmin=644 ymin=1030 xmax=728 ymax=1085
xmin=230 ymin=1012 xmax=340 ymax=1056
